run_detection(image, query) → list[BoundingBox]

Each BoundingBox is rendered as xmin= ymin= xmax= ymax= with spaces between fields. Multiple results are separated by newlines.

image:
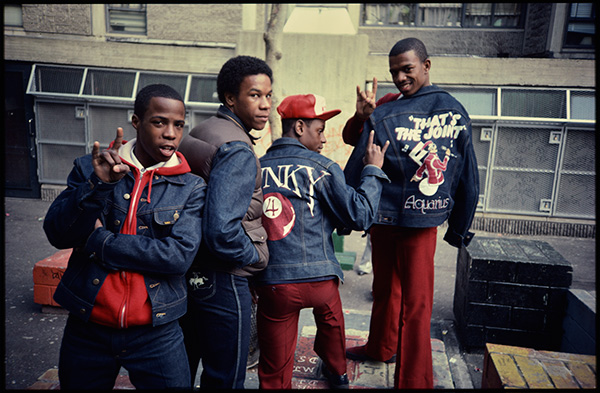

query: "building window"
xmin=189 ymin=76 xmax=220 ymax=103
xmin=4 ymin=4 xmax=23 ymax=27
xmin=463 ymin=3 xmax=522 ymax=28
xmin=443 ymin=87 xmax=497 ymax=116
xmin=570 ymin=90 xmax=595 ymax=120
xmin=564 ymin=3 xmax=595 ymax=48
xmin=501 ymin=89 xmax=566 ymax=118
xmin=361 ymin=3 xmax=523 ymax=28
xmin=106 ymin=4 xmax=147 ymax=35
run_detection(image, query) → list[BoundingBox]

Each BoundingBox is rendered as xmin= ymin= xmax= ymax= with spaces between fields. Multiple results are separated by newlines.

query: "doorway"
xmin=4 ymin=62 xmax=40 ymax=198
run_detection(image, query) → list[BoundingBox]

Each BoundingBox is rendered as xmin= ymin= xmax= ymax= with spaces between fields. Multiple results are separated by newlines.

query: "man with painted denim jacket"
xmin=43 ymin=84 xmax=206 ymax=389
xmin=344 ymin=83 xmax=479 ymax=241
xmin=343 ymin=38 xmax=479 ymax=389
xmin=255 ymin=94 xmax=389 ymax=389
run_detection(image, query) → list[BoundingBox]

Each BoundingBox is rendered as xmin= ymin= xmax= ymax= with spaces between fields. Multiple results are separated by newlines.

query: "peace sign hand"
xmin=91 ymin=127 xmax=130 ymax=183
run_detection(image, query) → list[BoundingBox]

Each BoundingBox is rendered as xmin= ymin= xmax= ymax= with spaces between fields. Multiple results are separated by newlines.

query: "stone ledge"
xmin=482 ymin=343 xmax=596 ymax=389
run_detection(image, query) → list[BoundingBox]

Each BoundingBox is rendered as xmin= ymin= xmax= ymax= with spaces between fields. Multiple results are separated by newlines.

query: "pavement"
xmin=3 ymin=196 xmax=596 ymax=390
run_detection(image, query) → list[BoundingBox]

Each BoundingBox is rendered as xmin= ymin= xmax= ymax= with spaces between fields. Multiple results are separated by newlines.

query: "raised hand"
xmin=363 ymin=130 xmax=390 ymax=169
xmin=355 ymin=77 xmax=378 ymax=121
xmin=91 ymin=127 xmax=130 ymax=183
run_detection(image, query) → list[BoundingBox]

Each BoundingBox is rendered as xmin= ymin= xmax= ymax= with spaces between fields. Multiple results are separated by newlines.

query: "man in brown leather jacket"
xmin=178 ymin=55 xmax=272 ymax=389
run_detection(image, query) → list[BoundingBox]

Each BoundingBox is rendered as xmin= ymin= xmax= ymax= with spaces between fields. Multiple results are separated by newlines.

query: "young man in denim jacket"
xmin=255 ymin=94 xmax=390 ymax=389
xmin=177 ymin=56 xmax=271 ymax=389
xmin=43 ymin=84 xmax=206 ymax=389
xmin=343 ymin=38 xmax=479 ymax=389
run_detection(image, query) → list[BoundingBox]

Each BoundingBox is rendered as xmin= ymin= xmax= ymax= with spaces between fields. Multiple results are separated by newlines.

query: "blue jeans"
xmin=58 ymin=315 xmax=190 ymax=389
xmin=181 ymin=269 xmax=251 ymax=389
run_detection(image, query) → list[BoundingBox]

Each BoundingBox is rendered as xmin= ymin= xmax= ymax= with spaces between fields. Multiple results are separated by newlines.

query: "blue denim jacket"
xmin=256 ymin=138 xmax=389 ymax=284
xmin=44 ymin=153 xmax=206 ymax=326
xmin=344 ymin=85 xmax=479 ymax=248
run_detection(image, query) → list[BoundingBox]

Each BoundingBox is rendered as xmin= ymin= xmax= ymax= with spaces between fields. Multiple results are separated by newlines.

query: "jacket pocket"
xmin=150 ymin=209 xmax=181 ymax=238
xmin=242 ymin=219 xmax=269 ymax=270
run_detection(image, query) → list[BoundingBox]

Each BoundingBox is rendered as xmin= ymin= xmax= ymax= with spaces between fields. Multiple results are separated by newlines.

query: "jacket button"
xmin=114 ymin=220 xmax=121 ymax=226
xmin=79 ymin=308 xmax=86 ymax=314
xmin=124 ymin=193 xmax=131 ymax=200
xmin=92 ymin=278 xmax=100 ymax=285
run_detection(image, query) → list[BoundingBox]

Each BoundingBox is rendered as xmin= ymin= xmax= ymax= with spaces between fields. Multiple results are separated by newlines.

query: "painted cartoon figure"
xmin=410 ymin=140 xmax=451 ymax=196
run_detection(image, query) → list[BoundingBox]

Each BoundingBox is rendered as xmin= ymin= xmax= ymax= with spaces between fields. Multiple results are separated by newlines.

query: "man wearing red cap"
xmin=255 ymin=94 xmax=390 ymax=389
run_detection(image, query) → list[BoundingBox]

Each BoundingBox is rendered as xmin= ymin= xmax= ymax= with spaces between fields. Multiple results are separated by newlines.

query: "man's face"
xmin=226 ymin=74 xmax=272 ymax=131
xmin=132 ymin=96 xmax=185 ymax=168
xmin=298 ymin=119 xmax=327 ymax=154
xmin=389 ymin=49 xmax=431 ymax=97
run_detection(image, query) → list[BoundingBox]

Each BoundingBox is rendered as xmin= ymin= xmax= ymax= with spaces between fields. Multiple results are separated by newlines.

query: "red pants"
xmin=256 ymin=279 xmax=346 ymax=389
xmin=366 ymin=225 xmax=437 ymax=389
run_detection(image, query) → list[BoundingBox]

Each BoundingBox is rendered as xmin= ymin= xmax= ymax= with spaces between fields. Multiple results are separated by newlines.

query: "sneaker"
xmin=346 ymin=345 xmax=396 ymax=364
xmin=322 ymin=366 xmax=349 ymax=389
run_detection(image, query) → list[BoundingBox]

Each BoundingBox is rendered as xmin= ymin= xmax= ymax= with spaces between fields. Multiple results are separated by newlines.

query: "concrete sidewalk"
xmin=27 ymin=311 xmax=467 ymax=390
xmin=242 ymin=309 xmax=472 ymax=389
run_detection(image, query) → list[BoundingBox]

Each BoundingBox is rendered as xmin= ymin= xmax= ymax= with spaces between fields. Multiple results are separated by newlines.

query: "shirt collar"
xmin=269 ymin=137 xmax=308 ymax=151
xmin=217 ymin=105 xmax=259 ymax=144
xmin=119 ymin=138 xmax=174 ymax=172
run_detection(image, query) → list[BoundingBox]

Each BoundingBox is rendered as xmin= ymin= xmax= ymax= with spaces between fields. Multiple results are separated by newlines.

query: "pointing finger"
xmin=112 ymin=127 xmax=124 ymax=151
xmin=372 ymin=77 xmax=378 ymax=98
xmin=91 ymin=141 xmax=100 ymax=160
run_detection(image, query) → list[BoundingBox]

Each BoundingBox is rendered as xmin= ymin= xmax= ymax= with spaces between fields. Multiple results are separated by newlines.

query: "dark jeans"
xmin=181 ymin=269 xmax=252 ymax=389
xmin=58 ymin=315 xmax=190 ymax=389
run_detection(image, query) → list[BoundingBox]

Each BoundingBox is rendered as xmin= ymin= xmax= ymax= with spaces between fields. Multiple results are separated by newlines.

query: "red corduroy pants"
xmin=365 ymin=225 xmax=437 ymax=389
xmin=256 ymin=279 xmax=346 ymax=389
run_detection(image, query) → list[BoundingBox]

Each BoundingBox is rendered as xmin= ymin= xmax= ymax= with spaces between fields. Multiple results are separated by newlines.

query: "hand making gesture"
xmin=363 ymin=130 xmax=390 ymax=169
xmin=355 ymin=77 xmax=378 ymax=121
xmin=91 ymin=127 xmax=130 ymax=183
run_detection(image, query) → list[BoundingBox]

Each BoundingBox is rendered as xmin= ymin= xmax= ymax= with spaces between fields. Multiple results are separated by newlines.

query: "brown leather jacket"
xmin=178 ymin=108 xmax=268 ymax=277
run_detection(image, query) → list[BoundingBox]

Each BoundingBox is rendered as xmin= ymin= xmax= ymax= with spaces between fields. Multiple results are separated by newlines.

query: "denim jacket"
xmin=256 ymin=138 xmax=389 ymax=284
xmin=344 ymin=85 xmax=479 ymax=248
xmin=44 ymin=151 xmax=206 ymax=326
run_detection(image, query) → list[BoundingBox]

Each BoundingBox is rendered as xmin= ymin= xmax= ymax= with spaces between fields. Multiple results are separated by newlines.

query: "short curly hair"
xmin=134 ymin=84 xmax=184 ymax=119
xmin=389 ymin=37 xmax=428 ymax=62
xmin=217 ymin=55 xmax=273 ymax=104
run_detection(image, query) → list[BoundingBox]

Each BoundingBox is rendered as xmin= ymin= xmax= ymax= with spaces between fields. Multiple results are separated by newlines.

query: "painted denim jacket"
xmin=256 ymin=138 xmax=389 ymax=284
xmin=344 ymin=85 xmax=479 ymax=248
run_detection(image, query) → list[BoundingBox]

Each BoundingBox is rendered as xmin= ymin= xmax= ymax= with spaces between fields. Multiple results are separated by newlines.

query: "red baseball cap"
xmin=277 ymin=94 xmax=341 ymax=121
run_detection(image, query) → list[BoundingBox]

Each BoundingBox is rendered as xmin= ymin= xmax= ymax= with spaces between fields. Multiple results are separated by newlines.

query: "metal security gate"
xmin=554 ymin=127 xmax=595 ymax=218
xmin=474 ymin=122 xmax=595 ymax=220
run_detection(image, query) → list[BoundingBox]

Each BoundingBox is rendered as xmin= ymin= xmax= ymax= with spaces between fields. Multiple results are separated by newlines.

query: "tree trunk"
xmin=264 ymin=4 xmax=285 ymax=141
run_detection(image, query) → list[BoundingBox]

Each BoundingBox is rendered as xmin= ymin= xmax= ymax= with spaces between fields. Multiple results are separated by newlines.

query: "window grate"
xmin=30 ymin=66 xmax=85 ymax=95
xmin=501 ymin=89 xmax=566 ymax=119
xmin=83 ymin=70 xmax=136 ymax=98
xmin=137 ymin=73 xmax=187 ymax=98
xmin=107 ymin=4 xmax=147 ymax=35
